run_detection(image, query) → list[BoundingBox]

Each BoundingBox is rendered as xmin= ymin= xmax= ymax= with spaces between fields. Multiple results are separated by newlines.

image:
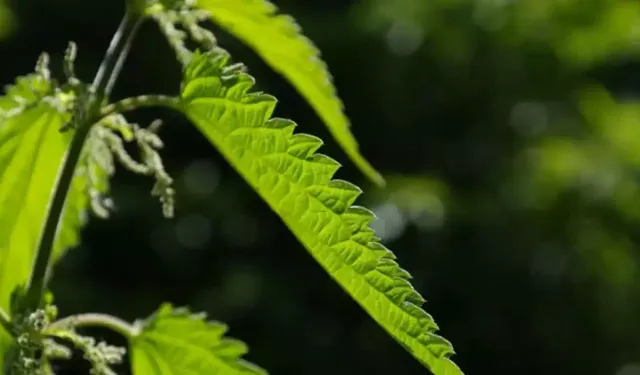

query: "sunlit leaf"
xmin=194 ymin=0 xmax=384 ymax=185
xmin=0 ymin=74 xmax=106 ymax=355
xmin=131 ymin=303 xmax=266 ymax=375
xmin=178 ymin=49 xmax=462 ymax=375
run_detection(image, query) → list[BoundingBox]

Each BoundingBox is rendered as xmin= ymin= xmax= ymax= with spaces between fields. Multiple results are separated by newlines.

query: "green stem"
xmin=23 ymin=123 xmax=92 ymax=312
xmin=24 ymin=6 xmax=145 ymax=313
xmin=0 ymin=308 xmax=13 ymax=337
xmin=46 ymin=313 xmax=139 ymax=339
xmin=99 ymin=94 xmax=181 ymax=118
xmin=93 ymin=5 xmax=145 ymax=101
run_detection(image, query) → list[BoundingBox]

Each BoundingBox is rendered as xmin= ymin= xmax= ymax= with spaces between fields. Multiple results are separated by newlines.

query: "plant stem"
xmin=46 ymin=313 xmax=139 ymax=339
xmin=99 ymin=94 xmax=181 ymax=118
xmin=0 ymin=308 xmax=13 ymax=337
xmin=24 ymin=6 xmax=145 ymax=313
xmin=93 ymin=5 xmax=145 ymax=102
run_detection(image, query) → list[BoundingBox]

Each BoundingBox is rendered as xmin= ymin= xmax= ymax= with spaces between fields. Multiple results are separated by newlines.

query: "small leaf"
xmin=178 ymin=49 xmax=462 ymax=375
xmin=194 ymin=0 xmax=384 ymax=185
xmin=0 ymin=74 xmax=107 ymax=355
xmin=131 ymin=303 xmax=266 ymax=375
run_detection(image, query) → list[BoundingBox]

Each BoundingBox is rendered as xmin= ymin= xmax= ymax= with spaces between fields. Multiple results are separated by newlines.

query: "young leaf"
xmin=193 ymin=0 xmax=385 ymax=186
xmin=178 ymin=50 xmax=463 ymax=375
xmin=131 ymin=303 xmax=266 ymax=375
xmin=0 ymin=75 xmax=106 ymax=353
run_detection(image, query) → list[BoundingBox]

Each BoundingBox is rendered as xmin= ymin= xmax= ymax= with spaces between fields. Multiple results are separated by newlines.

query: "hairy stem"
xmin=99 ymin=94 xmax=181 ymax=118
xmin=24 ymin=125 xmax=91 ymax=312
xmin=24 ymin=5 xmax=146 ymax=313
xmin=46 ymin=313 xmax=139 ymax=339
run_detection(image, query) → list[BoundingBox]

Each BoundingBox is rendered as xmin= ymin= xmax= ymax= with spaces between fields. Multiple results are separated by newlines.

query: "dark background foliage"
xmin=3 ymin=0 xmax=640 ymax=374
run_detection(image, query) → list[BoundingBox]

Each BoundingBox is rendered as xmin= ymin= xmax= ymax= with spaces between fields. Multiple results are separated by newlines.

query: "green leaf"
xmin=0 ymin=75 xmax=105 ymax=354
xmin=131 ymin=303 xmax=266 ymax=375
xmin=193 ymin=0 xmax=384 ymax=186
xmin=179 ymin=49 xmax=462 ymax=375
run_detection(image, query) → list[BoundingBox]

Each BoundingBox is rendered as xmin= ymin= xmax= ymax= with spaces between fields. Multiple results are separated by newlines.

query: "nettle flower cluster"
xmin=0 ymin=0 xmax=463 ymax=374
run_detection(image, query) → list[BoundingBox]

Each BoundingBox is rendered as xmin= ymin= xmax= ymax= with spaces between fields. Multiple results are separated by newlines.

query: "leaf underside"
xmin=131 ymin=303 xmax=266 ymax=375
xmin=0 ymin=75 xmax=104 ymax=355
xmin=179 ymin=50 xmax=462 ymax=375
xmin=194 ymin=0 xmax=385 ymax=186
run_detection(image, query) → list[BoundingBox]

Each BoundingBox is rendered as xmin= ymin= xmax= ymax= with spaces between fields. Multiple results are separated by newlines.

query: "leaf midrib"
xmin=186 ymin=105 xmax=430 ymax=343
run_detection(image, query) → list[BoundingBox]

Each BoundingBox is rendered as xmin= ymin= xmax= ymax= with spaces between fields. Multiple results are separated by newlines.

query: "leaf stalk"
xmin=46 ymin=313 xmax=138 ymax=339
xmin=99 ymin=94 xmax=182 ymax=118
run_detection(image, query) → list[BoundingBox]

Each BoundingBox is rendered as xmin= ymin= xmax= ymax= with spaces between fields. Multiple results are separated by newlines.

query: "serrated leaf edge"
xmin=179 ymin=49 xmax=462 ymax=375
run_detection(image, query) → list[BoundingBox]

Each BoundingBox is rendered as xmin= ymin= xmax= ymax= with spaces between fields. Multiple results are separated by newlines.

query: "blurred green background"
xmin=3 ymin=0 xmax=640 ymax=374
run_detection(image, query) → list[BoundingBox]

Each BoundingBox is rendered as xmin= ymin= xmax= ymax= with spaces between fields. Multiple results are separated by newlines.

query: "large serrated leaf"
xmin=131 ymin=303 xmax=266 ymax=375
xmin=193 ymin=0 xmax=384 ymax=186
xmin=0 ymin=75 xmax=103 ymax=356
xmin=179 ymin=50 xmax=463 ymax=375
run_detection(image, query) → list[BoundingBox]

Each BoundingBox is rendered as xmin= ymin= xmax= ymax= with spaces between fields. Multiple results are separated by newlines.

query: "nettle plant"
xmin=0 ymin=0 xmax=462 ymax=374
